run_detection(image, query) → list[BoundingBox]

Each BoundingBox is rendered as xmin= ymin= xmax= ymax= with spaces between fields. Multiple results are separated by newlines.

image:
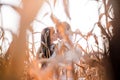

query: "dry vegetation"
xmin=0 ymin=0 xmax=114 ymax=80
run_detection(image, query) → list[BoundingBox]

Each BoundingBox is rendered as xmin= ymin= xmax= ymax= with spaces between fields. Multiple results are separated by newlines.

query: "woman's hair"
xmin=37 ymin=27 xmax=55 ymax=58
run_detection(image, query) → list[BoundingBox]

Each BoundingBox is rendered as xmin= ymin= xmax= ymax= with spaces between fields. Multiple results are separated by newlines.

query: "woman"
xmin=37 ymin=27 xmax=56 ymax=58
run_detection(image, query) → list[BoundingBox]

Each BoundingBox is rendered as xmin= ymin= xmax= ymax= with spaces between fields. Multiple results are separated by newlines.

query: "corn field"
xmin=0 ymin=0 xmax=119 ymax=80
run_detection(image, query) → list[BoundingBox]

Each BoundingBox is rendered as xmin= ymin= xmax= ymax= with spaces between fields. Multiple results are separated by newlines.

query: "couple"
xmin=37 ymin=22 xmax=73 ymax=59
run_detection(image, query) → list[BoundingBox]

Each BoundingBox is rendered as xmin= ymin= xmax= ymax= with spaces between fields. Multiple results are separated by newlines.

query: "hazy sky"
xmin=0 ymin=0 xmax=107 ymax=54
xmin=0 ymin=0 xmax=100 ymax=34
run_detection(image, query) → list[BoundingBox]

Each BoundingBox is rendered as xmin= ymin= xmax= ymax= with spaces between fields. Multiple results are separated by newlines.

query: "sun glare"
xmin=0 ymin=0 xmax=112 ymax=54
xmin=32 ymin=0 xmax=106 ymax=54
xmin=0 ymin=0 xmax=115 ymax=79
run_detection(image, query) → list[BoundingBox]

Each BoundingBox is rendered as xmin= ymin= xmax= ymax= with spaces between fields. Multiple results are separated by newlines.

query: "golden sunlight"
xmin=0 ymin=0 xmax=114 ymax=80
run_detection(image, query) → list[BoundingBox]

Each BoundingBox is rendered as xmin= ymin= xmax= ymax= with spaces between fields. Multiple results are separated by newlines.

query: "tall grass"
xmin=0 ymin=0 xmax=114 ymax=80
